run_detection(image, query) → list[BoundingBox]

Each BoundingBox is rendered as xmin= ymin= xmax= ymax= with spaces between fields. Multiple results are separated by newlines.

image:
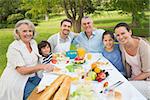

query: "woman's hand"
xmin=16 ymin=64 xmax=54 ymax=75
xmin=40 ymin=64 xmax=54 ymax=72
xmin=132 ymin=72 xmax=150 ymax=80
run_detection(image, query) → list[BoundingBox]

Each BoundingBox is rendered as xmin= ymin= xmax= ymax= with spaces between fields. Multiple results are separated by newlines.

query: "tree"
xmin=0 ymin=0 xmax=21 ymax=22
xmin=61 ymin=0 xmax=95 ymax=33
xmin=21 ymin=0 xmax=56 ymax=21
xmin=108 ymin=0 xmax=149 ymax=27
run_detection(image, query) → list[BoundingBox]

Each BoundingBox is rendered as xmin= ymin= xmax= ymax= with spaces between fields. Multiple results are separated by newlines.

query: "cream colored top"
xmin=0 ymin=39 xmax=41 ymax=100
xmin=120 ymin=37 xmax=150 ymax=79
xmin=123 ymin=47 xmax=141 ymax=78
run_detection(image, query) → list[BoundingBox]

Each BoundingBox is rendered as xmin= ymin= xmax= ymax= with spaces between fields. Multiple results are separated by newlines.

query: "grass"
xmin=0 ymin=29 xmax=14 ymax=75
xmin=0 ymin=11 xmax=149 ymax=76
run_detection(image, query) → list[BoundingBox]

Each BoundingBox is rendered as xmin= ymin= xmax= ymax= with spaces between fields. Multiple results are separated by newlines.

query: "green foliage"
xmin=93 ymin=0 xmax=114 ymax=11
xmin=51 ymin=5 xmax=64 ymax=13
xmin=83 ymin=0 xmax=95 ymax=14
xmin=111 ymin=0 xmax=148 ymax=12
xmin=25 ymin=12 xmax=32 ymax=19
xmin=21 ymin=0 xmax=58 ymax=19
xmin=0 ymin=0 xmax=32 ymax=28
xmin=108 ymin=0 xmax=149 ymax=27
xmin=0 ymin=23 xmax=7 ymax=29
xmin=0 ymin=0 xmax=21 ymax=19
xmin=61 ymin=0 xmax=95 ymax=19
xmin=0 ymin=0 xmax=22 ymax=28
xmin=21 ymin=0 xmax=42 ymax=18
xmin=7 ymin=13 xmax=24 ymax=24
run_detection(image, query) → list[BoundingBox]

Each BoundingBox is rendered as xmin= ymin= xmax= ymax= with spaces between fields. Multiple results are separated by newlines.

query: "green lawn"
xmin=0 ymin=11 xmax=149 ymax=76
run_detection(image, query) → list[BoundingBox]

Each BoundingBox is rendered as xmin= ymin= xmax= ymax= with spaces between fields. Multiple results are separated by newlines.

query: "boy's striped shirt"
xmin=42 ymin=52 xmax=52 ymax=64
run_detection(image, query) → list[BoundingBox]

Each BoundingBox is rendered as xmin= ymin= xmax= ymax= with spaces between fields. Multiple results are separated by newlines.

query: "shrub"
xmin=25 ymin=12 xmax=32 ymax=19
xmin=7 ymin=13 xmax=24 ymax=24
xmin=0 ymin=23 xmax=7 ymax=29
xmin=30 ymin=19 xmax=38 ymax=26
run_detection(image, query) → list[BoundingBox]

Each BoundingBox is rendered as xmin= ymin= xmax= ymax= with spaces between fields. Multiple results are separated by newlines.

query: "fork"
xmin=100 ymin=81 xmax=124 ymax=93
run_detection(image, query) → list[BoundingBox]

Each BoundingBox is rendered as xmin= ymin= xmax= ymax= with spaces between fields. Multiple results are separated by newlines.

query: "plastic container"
xmin=66 ymin=50 xmax=77 ymax=59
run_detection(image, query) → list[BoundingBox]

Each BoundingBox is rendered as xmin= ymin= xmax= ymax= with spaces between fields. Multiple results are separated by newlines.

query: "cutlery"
xmin=100 ymin=81 xmax=124 ymax=93
xmin=96 ymin=57 xmax=101 ymax=62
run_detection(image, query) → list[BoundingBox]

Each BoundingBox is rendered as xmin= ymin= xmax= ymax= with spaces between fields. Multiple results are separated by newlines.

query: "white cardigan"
xmin=0 ymin=39 xmax=40 ymax=100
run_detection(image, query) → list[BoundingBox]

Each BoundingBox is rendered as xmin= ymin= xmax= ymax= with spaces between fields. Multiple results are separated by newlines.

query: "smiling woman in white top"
xmin=0 ymin=20 xmax=54 ymax=100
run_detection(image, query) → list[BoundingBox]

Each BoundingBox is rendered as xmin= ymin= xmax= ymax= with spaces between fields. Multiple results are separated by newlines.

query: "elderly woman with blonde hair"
xmin=0 ymin=19 xmax=54 ymax=100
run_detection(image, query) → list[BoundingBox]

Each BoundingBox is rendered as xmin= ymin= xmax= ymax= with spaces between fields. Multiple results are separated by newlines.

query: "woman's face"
xmin=115 ymin=26 xmax=132 ymax=45
xmin=103 ymin=34 xmax=114 ymax=50
xmin=41 ymin=44 xmax=51 ymax=57
xmin=17 ymin=24 xmax=33 ymax=43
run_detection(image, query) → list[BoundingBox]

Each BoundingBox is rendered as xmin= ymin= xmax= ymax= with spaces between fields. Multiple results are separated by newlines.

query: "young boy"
xmin=38 ymin=40 xmax=52 ymax=64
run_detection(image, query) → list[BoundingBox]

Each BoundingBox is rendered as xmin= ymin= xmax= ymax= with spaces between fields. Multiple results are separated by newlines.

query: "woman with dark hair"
xmin=114 ymin=22 xmax=150 ymax=98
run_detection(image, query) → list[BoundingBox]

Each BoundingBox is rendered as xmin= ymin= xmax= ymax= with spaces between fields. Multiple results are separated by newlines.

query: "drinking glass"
xmin=77 ymin=48 xmax=86 ymax=58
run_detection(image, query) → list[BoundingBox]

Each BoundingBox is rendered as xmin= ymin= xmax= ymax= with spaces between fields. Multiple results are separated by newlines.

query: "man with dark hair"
xmin=60 ymin=19 xmax=72 ymax=26
xmin=48 ymin=19 xmax=76 ymax=53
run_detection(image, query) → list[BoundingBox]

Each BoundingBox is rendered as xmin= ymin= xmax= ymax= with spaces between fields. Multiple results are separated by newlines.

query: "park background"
xmin=0 ymin=0 xmax=149 ymax=75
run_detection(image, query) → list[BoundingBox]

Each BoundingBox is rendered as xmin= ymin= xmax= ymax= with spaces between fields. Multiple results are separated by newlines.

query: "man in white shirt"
xmin=48 ymin=19 xmax=76 ymax=53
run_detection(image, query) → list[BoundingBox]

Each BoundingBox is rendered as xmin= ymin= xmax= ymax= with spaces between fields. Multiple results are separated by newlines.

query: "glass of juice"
xmin=87 ymin=53 xmax=92 ymax=60
xmin=77 ymin=48 xmax=86 ymax=58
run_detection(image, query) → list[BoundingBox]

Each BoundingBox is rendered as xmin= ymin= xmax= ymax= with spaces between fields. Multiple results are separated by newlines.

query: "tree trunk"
xmin=45 ymin=13 xmax=49 ymax=21
xmin=62 ymin=0 xmax=84 ymax=33
xmin=131 ymin=11 xmax=139 ymax=27
xmin=72 ymin=19 xmax=81 ymax=33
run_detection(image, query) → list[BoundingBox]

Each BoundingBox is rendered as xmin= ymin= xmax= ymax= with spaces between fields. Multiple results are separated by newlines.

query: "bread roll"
xmin=53 ymin=67 xmax=61 ymax=72
xmin=115 ymin=91 xmax=122 ymax=100
xmin=53 ymin=76 xmax=71 ymax=100
xmin=38 ymin=75 xmax=66 ymax=100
